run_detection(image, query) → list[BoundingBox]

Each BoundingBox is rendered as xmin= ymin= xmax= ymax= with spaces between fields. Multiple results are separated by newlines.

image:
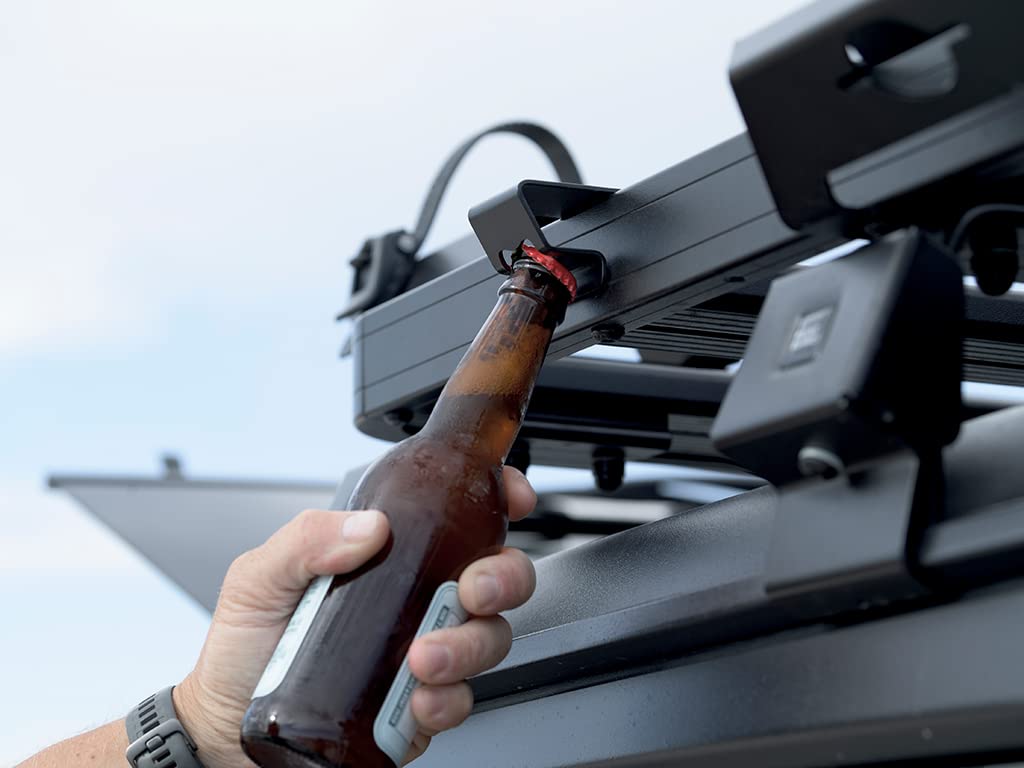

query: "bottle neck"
xmin=421 ymin=263 xmax=569 ymax=465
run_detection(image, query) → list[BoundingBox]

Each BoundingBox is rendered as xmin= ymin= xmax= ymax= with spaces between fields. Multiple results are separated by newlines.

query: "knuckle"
xmin=417 ymin=684 xmax=472 ymax=729
xmin=216 ymin=549 xmax=267 ymax=616
xmin=290 ymin=509 xmax=338 ymax=561
xmin=294 ymin=508 xmax=326 ymax=539
xmin=224 ymin=548 xmax=260 ymax=585
xmin=465 ymin=623 xmax=490 ymax=667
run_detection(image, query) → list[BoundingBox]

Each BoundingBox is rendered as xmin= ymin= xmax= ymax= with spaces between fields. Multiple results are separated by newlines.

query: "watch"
xmin=125 ymin=686 xmax=205 ymax=768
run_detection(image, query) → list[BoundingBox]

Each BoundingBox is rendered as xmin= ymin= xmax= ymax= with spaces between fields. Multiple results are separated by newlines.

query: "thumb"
xmin=216 ymin=508 xmax=390 ymax=625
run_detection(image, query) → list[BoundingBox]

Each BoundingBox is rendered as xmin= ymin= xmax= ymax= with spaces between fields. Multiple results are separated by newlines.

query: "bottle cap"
xmin=520 ymin=244 xmax=578 ymax=302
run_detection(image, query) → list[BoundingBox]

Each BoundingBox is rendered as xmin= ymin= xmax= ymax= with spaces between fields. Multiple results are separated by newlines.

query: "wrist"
xmin=173 ymin=675 xmax=254 ymax=768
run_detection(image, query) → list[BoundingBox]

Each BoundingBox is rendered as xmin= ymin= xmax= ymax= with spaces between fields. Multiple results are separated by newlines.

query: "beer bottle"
xmin=240 ymin=247 xmax=575 ymax=767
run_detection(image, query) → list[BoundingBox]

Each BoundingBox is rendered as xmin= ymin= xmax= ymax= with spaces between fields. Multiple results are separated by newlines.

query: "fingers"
xmin=458 ymin=547 xmax=536 ymax=616
xmin=405 ymin=544 xmax=536 ymax=739
xmin=503 ymin=466 xmax=537 ymax=522
xmin=407 ymin=616 xmax=512 ymax=685
xmin=406 ymin=473 xmax=534 ymax=752
xmin=217 ymin=509 xmax=389 ymax=621
xmin=300 ymin=509 xmax=390 ymax=579
xmin=410 ymin=682 xmax=474 ymax=735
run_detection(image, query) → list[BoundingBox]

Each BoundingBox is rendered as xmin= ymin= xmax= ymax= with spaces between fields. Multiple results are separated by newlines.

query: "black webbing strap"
xmin=404 ymin=122 xmax=583 ymax=257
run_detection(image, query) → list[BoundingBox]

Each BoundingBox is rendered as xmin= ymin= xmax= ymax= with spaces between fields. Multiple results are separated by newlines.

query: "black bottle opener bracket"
xmin=469 ymin=179 xmax=617 ymax=301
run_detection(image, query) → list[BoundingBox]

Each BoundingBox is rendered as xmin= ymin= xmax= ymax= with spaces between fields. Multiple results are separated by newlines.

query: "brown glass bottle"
xmin=240 ymin=258 xmax=571 ymax=768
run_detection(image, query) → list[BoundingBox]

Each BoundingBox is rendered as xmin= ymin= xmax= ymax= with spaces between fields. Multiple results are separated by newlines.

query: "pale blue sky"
xmin=0 ymin=0 xmax=814 ymax=762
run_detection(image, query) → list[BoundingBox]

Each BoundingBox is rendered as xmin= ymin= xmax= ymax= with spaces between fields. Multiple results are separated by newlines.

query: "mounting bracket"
xmin=469 ymin=179 xmax=617 ymax=300
xmin=711 ymin=230 xmax=965 ymax=618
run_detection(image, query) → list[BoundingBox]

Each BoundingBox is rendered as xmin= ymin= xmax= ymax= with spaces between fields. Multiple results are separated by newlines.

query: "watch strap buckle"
xmin=125 ymin=687 xmax=203 ymax=768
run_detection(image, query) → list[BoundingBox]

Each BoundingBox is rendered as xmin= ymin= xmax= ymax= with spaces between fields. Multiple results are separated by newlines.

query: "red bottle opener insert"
xmin=520 ymin=244 xmax=578 ymax=302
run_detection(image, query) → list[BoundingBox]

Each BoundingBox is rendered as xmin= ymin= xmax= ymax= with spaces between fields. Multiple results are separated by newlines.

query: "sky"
xmin=0 ymin=0 xmax=817 ymax=763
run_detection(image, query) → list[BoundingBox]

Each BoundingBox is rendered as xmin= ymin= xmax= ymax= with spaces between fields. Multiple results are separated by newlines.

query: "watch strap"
xmin=125 ymin=686 xmax=204 ymax=768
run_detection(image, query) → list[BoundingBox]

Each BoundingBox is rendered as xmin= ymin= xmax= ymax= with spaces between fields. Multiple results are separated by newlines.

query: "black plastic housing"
xmin=711 ymin=232 xmax=964 ymax=485
xmin=730 ymin=0 xmax=1024 ymax=234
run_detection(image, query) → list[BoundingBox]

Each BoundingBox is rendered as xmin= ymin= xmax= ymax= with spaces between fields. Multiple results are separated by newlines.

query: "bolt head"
xmin=591 ymin=322 xmax=626 ymax=344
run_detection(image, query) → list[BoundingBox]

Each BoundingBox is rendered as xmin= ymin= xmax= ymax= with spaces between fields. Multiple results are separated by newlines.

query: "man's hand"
xmin=173 ymin=466 xmax=537 ymax=768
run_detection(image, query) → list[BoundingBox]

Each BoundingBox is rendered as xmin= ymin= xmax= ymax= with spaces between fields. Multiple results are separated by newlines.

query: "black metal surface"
xmin=337 ymin=3 xmax=1024 ymax=765
xmin=410 ymin=406 xmax=1024 ymax=768
xmin=712 ymin=233 xmax=964 ymax=485
xmin=337 ymin=229 xmax=417 ymax=320
xmin=354 ymin=356 xmax=1021 ymax=481
xmin=418 ymin=584 xmax=1024 ymax=768
xmin=617 ymin=282 xmax=1024 ymax=387
xmin=352 ymin=134 xmax=846 ymax=448
xmin=352 ymin=136 xmax=1024 ymax=460
xmin=765 ymin=450 xmax=941 ymax=624
xmin=708 ymin=232 xmax=966 ymax=618
xmin=356 ymin=356 xmax=733 ymax=470
xmin=471 ymin=404 xmax=1024 ymax=700
xmin=473 ymin=486 xmax=778 ymax=704
xmin=730 ymin=0 xmax=1024 ymax=234
xmin=469 ymin=180 xmax=617 ymax=300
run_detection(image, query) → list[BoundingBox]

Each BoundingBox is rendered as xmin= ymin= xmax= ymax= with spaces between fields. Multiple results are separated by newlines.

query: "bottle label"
xmin=374 ymin=581 xmax=467 ymax=766
xmin=250 ymin=574 xmax=332 ymax=699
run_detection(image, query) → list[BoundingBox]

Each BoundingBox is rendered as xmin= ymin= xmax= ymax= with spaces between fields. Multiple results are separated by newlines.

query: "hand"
xmin=173 ymin=466 xmax=538 ymax=768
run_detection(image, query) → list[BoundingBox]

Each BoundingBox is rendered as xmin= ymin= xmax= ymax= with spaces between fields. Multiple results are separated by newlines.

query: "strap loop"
xmin=337 ymin=123 xmax=583 ymax=320
xmin=406 ymin=122 xmax=583 ymax=257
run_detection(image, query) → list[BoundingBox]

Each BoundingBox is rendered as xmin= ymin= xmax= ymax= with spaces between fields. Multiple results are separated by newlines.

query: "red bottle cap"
xmin=519 ymin=244 xmax=578 ymax=302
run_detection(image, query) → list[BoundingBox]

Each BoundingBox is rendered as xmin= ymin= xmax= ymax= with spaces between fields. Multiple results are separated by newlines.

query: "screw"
xmin=592 ymin=446 xmax=625 ymax=492
xmin=797 ymin=445 xmax=845 ymax=480
xmin=396 ymin=232 xmax=418 ymax=254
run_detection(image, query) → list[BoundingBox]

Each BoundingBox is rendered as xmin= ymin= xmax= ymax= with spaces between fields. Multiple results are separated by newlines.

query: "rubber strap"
xmin=520 ymin=244 xmax=578 ymax=302
xmin=406 ymin=122 xmax=582 ymax=256
xmin=125 ymin=687 xmax=204 ymax=768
